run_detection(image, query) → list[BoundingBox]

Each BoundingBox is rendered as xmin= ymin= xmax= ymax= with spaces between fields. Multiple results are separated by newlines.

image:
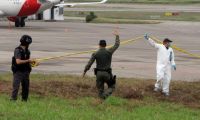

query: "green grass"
xmin=0 ymin=95 xmax=200 ymax=120
xmin=64 ymin=11 xmax=200 ymax=23
xmin=65 ymin=0 xmax=200 ymax=4
xmin=92 ymin=18 xmax=161 ymax=24
xmin=1 ymin=73 xmax=200 ymax=119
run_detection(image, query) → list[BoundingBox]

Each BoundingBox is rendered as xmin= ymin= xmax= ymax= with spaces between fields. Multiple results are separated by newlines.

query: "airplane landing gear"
xmin=15 ymin=17 xmax=26 ymax=27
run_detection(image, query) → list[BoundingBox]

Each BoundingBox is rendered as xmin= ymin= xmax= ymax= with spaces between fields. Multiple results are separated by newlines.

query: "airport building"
xmin=28 ymin=5 xmax=64 ymax=21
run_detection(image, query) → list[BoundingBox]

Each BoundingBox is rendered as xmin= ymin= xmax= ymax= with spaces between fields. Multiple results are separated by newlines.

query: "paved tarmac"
xmin=64 ymin=4 xmax=200 ymax=12
xmin=0 ymin=21 xmax=200 ymax=81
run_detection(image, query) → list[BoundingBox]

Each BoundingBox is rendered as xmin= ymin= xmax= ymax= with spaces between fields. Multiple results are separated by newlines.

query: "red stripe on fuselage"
xmin=17 ymin=0 xmax=41 ymax=17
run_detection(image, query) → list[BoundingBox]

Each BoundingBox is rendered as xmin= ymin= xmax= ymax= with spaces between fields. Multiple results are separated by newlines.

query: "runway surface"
xmin=64 ymin=4 xmax=200 ymax=12
xmin=0 ymin=21 xmax=200 ymax=81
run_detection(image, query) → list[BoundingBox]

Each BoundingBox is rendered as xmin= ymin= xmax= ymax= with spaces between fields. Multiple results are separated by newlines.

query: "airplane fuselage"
xmin=0 ymin=0 xmax=107 ymax=27
xmin=0 ymin=0 xmax=60 ymax=17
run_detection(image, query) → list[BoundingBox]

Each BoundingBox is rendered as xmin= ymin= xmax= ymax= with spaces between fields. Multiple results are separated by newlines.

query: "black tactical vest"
xmin=11 ymin=46 xmax=31 ymax=73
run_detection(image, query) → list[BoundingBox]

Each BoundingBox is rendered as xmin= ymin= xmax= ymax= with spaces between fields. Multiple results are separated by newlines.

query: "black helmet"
xmin=20 ymin=35 xmax=32 ymax=46
xmin=99 ymin=40 xmax=107 ymax=47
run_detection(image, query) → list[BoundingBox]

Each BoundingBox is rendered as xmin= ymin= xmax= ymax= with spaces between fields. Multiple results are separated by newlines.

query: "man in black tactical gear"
xmin=10 ymin=35 xmax=34 ymax=101
xmin=83 ymin=29 xmax=120 ymax=99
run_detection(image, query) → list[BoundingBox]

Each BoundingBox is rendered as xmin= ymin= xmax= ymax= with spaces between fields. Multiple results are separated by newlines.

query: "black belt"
xmin=94 ymin=68 xmax=112 ymax=75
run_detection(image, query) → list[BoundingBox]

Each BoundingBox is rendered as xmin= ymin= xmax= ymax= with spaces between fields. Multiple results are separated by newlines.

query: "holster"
xmin=108 ymin=75 xmax=116 ymax=86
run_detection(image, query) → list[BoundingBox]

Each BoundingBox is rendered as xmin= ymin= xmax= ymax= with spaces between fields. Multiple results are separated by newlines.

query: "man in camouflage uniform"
xmin=83 ymin=30 xmax=120 ymax=99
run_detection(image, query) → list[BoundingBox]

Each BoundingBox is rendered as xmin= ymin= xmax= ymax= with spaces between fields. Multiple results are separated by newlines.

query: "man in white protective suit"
xmin=144 ymin=34 xmax=176 ymax=96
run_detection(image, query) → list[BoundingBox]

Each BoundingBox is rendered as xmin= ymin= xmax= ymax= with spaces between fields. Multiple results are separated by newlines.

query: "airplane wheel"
xmin=15 ymin=19 xmax=20 ymax=27
xmin=15 ymin=17 xmax=26 ymax=27
xmin=20 ymin=20 xmax=25 ymax=27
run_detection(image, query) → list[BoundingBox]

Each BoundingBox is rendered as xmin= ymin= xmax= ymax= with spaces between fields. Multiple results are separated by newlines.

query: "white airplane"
xmin=0 ymin=0 xmax=107 ymax=27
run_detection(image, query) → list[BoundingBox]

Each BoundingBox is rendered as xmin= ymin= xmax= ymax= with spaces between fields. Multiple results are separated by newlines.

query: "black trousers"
xmin=11 ymin=71 xmax=30 ymax=101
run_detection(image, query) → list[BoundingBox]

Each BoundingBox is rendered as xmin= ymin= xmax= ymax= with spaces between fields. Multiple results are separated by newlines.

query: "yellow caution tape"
xmin=120 ymin=36 xmax=143 ymax=46
xmin=151 ymin=36 xmax=200 ymax=59
xmin=31 ymin=35 xmax=200 ymax=68
xmin=30 ymin=60 xmax=40 ymax=67
xmin=31 ymin=36 xmax=143 ymax=67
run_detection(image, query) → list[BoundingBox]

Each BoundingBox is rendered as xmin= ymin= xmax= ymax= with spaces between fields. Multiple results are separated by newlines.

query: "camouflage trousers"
xmin=96 ymin=71 xmax=116 ymax=99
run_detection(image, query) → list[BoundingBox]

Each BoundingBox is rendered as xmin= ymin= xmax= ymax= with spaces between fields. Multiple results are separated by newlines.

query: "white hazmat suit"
xmin=146 ymin=38 xmax=176 ymax=94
